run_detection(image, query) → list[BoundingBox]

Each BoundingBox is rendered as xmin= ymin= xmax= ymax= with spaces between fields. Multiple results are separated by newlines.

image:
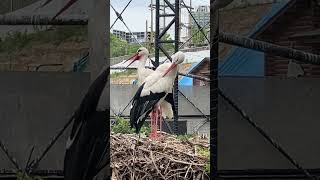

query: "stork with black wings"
xmin=130 ymin=52 xmax=185 ymax=135
xmin=64 ymin=66 xmax=109 ymax=180
xmin=124 ymin=47 xmax=177 ymax=121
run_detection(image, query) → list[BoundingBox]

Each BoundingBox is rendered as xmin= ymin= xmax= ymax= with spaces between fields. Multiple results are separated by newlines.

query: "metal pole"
xmin=10 ymin=0 xmax=13 ymax=12
xmin=151 ymin=0 xmax=154 ymax=46
xmin=163 ymin=0 xmax=166 ymax=31
xmin=210 ymin=0 xmax=219 ymax=178
xmin=155 ymin=0 xmax=160 ymax=67
xmin=146 ymin=20 xmax=148 ymax=43
xmin=173 ymin=0 xmax=180 ymax=134
xmin=188 ymin=0 xmax=192 ymax=47
xmin=0 ymin=15 xmax=88 ymax=25
xmin=219 ymin=32 xmax=320 ymax=65
xmin=88 ymin=0 xmax=107 ymax=81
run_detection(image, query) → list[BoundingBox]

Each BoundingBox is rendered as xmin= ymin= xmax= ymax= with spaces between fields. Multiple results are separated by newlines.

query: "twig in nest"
xmin=150 ymin=151 xmax=166 ymax=179
xmin=185 ymin=164 xmax=192 ymax=179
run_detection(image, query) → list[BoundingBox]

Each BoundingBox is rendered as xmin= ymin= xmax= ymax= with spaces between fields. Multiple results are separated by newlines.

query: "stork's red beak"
xmin=123 ymin=52 xmax=140 ymax=68
xmin=162 ymin=63 xmax=177 ymax=77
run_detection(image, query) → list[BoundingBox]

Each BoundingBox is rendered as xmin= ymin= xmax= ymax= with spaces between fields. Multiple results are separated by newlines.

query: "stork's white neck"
xmin=137 ymin=55 xmax=148 ymax=69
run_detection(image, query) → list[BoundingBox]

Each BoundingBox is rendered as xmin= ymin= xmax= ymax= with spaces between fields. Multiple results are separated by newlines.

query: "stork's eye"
xmin=137 ymin=49 xmax=142 ymax=52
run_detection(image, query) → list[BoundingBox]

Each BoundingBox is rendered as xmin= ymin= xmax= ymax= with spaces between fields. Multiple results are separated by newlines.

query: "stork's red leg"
xmin=150 ymin=109 xmax=157 ymax=140
xmin=159 ymin=107 xmax=162 ymax=132
xmin=155 ymin=108 xmax=158 ymax=138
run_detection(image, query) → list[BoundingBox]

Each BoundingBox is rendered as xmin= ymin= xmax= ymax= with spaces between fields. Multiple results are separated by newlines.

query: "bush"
xmin=176 ymin=134 xmax=195 ymax=141
xmin=0 ymin=31 xmax=31 ymax=54
xmin=112 ymin=116 xmax=151 ymax=135
xmin=197 ymin=146 xmax=210 ymax=173
xmin=112 ymin=116 xmax=135 ymax=134
xmin=16 ymin=172 xmax=43 ymax=180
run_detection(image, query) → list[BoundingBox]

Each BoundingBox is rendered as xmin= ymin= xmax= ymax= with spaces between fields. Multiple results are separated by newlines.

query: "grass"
xmin=197 ymin=146 xmax=210 ymax=173
xmin=0 ymin=25 xmax=88 ymax=54
xmin=16 ymin=172 xmax=43 ymax=180
xmin=176 ymin=134 xmax=195 ymax=141
xmin=112 ymin=116 xmax=151 ymax=135
xmin=176 ymin=134 xmax=210 ymax=173
xmin=110 ymin=69 xmax=136 ymax=78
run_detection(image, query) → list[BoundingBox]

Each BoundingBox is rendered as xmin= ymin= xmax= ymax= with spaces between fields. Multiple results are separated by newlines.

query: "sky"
xmin=110 ymin=0 xmax=210 ymax=37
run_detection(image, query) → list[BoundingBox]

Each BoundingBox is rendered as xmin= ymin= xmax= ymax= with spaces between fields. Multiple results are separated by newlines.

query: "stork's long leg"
xmin=155 ymin=108 xmax=158 ymax=137
xmin=159 ymin=107 xmax=162 ymax=132
xmin=150 ymin=109 xmax=157 ymax=139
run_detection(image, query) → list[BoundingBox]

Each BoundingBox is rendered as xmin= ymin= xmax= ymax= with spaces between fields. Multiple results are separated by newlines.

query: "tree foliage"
xmin=110 ymin=32 xmax=175 ymax=58
xmin=110 ymin=33 xmax=128 ymax=57
xmin=191 ymin=27 xmax=209 ymax=46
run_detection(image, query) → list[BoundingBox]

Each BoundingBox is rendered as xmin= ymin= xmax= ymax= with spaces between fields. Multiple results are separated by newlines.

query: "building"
xmin=179 ymin=58 xmax=210 ymax=86
xmin=220 ymin=0 xmax=320 ymax=77
xmin=255 ymin=0 xmax=320 ymax=77
xmin=182 ymin=0 xmax=320 ymax=83
xmin=190 ymin=6 xmax=210 ymax=28
xmin=112 ymin=29 xmax=150 ymax=44
xmin=112 ymin=29 xmax=127 ymax=41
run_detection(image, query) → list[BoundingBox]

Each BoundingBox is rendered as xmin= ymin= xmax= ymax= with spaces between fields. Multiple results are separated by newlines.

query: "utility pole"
xmin=146 ymin=20 xmax=148 ymax=43
xmin=150 ymin=0 xmax=154 ymax=45
xmin=179 ymin=1 xmax=181 ymax=45
xmin=188 ymin=0 xmax=192 ymax=47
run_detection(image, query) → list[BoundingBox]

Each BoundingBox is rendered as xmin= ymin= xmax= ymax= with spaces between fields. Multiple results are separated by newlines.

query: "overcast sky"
xmin=110 ymin=0 xmax=210 ymax=35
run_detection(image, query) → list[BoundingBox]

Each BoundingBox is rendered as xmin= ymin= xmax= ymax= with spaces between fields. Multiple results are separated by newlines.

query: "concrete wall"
xmin=186 ymin=119 xmax=209 ymax=135
xmin=0 ymin=72 xmax=90 ymax=170
xmin=218 ymin=77 xmax=320 ymax=170
xmin=0 ymin=0 xmax=40 ymax=14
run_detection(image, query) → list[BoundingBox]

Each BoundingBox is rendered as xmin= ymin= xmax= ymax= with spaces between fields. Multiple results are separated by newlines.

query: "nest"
xmin=111 ymin=132 xmax=210 ymax=180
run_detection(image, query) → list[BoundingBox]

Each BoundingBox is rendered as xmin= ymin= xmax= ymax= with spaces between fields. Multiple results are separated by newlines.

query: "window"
xmin=200 ymin=80 xmax=205 ymax=86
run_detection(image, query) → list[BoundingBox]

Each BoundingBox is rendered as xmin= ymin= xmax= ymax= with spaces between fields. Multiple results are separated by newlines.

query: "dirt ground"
xmin=0 ymin=41 xmax=88 ymax=72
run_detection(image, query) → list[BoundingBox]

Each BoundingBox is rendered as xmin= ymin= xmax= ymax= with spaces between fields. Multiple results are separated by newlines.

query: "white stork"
xmin=124 ymin=47 xmax=176 ymax=121
xmin=63 ymin=66 xmax=109 ymax=180
xmin=129 ymin=51 xmax=185 ymax=135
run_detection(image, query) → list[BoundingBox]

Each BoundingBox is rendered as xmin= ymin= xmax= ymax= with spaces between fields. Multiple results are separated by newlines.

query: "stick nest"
xmin=111 ymin=132 xmax=210 ymax=180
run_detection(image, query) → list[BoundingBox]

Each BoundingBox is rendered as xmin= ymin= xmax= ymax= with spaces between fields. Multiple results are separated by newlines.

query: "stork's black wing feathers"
xmin=70 ymin=68 xmax=109 ymax=139
xmin=64 ymin=67 xmax=109 ymax=180
xmin=130 ymin=83 xmax=166 ymax=134
xmin=64 ymin=111 xmax=109 ymax=180
xmin=164 ymin=93 xmax=177 ymax=116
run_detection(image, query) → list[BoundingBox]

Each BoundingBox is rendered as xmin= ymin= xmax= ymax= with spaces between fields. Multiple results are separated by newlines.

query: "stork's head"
xmin=162 ymin=51 xmax=185 ymax=77
xmin=123 ymin=47 xmax=149 ymax=68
